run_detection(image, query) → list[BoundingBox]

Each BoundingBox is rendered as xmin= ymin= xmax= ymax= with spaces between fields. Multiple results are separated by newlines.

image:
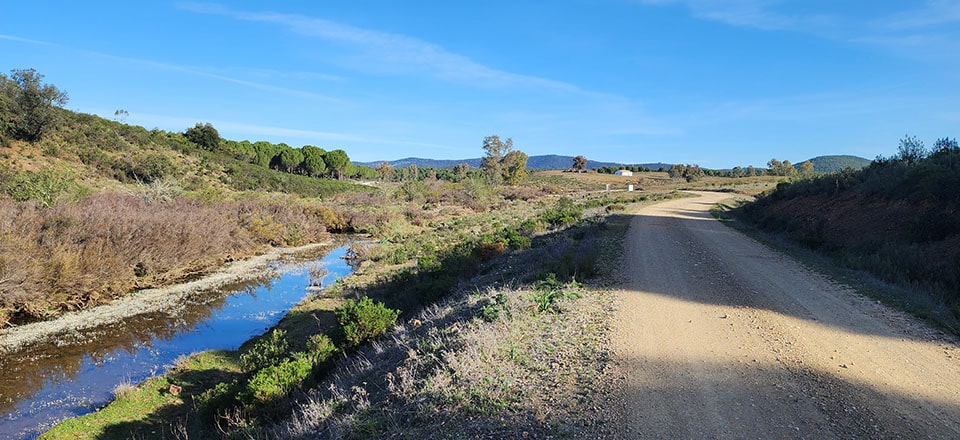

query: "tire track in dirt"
xmin=610 ymin=191 xmax=960 ymax=439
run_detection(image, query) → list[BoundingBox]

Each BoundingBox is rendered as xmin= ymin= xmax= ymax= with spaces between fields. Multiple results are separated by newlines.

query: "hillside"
xmin=802 ymin=155 xmax=871 ymax=173
xmin=737 ymin=143 xmax=960 ymax=327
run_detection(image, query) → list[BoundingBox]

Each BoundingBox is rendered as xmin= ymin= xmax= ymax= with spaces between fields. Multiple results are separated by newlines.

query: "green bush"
xmin=542 ymin=197 xmax=582 ymax=228
xmin=3 ymin=168 xmax=75 ymax=207
xmin=336 ymin=297 xmax=400 ymax=347
xmin=302 ymin=333 xmax=338 ymax=365
xmin=239 ymin=329 xmax=289 ymax=372
xmin=196 ymin=380 xmax=242 ymax=420
xmin=501 ymin=228 xmax=531 ymax=250
xmin=480 ymin=293 xmax=507 ymax=322
xmin=244 ymin=358 xmax=313 ymax=403
xmin=532 ymin=273 xmax=581 ymax=313
xmin=132 ymin=153 xmax=175 ymax=183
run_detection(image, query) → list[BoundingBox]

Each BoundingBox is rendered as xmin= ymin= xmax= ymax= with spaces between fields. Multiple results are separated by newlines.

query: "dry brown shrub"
xmin=0 ymin=192 xmax=331 ymax=324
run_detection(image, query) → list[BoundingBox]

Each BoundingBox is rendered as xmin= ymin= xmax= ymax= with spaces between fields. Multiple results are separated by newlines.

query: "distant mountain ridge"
xmin=358 ymin=154 xmax=872 ymax=173
xmin=357 ymin=155 xmax=670 ymax=170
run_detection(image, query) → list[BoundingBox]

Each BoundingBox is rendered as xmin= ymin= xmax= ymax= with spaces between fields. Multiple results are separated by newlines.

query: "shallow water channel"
xmin=0 ymin=244 xmax=353 ymax=440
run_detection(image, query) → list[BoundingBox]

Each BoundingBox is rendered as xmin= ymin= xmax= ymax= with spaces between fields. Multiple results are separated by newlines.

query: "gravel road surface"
xmin=612 ymin=192 xmax=960 ymax=438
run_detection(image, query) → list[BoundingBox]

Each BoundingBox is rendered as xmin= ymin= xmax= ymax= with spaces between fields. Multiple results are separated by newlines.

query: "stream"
xmin=0 ymin=243 xmax=353 ymax=440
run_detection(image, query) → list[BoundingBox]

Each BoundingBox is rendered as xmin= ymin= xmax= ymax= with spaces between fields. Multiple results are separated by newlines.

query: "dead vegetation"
xmin=0 ymin=192 xmax=332 ymax=326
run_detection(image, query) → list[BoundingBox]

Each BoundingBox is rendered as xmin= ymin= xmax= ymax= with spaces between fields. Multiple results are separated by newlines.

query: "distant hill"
xmin=357 ymin=155 xmax=667 ymax=170
xmin=801 ymin=155 xmax=871 ymax=173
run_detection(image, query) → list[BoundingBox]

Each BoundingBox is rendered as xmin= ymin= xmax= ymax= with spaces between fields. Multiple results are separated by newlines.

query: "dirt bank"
xmin=0 ymin=242 xmax=330 ymax=355
xmin=610 ymin=192 xmax=960 ymax=438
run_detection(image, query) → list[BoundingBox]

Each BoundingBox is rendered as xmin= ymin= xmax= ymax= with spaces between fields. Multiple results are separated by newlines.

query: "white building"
xmin=615 ymin=169 xmax=633 ymax=176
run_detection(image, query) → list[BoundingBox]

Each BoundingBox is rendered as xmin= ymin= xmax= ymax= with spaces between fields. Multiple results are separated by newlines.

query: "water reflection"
xmin=0 ymin=244 xmax=352 ymax=440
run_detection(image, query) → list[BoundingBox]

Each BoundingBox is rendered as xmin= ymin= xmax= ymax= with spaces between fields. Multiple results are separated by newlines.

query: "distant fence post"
xmin=628 ymin=184 xmax=634 ymax=192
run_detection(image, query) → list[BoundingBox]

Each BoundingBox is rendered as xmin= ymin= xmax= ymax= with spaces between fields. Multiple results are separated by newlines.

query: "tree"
xmin=896 ymin=135 xmax=926 ymax=165
xmin=277 ymin=147 xmax=304 ymax=173
xmin=375 ymin=161 xmax=394 ymax=181
xmin=405 ymin=164 xmax=419 ymax=181
xmin=766 ymin=158 xmax=796 ymax=176
xmin=683 ymin=164 xmax=704 ymax=182
xmin=453 ymin=162 xmax=470 ymax=182
xmin=113 ymin=109 xmax=129 ymax=123
xmin=502 ymin=150 xmax=529 ymax=185
xmin=799 ymin=160 xmax=815 ymax=176
xmin=668 ymin=164 xmax=686 ymax=179
xmin=0 ymin=68 xmax=69 ymax=142
xmin=572 ymin=155 xmax=588 ymax=172
xmin=301 ymin=145 xmax=327 ymax=177
xmin=481 ymin=135 xmax=512 ymax=186
xmin=251 ymin=141 xmax=279 ymax=167
xmin=933 ymin=137 xmax=958 ymax=154
xmin=184 ymin=122 xmax=220 ymax=150
xmin=324 ymin=149 xmax=350 ymax=180
xmin=746 ymin=165 xmax=756 ymax=176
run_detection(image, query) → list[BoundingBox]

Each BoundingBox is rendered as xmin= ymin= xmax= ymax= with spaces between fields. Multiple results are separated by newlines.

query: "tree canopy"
xmin=301 ymin=145 xmax=327 ymax=177
xmin=0 ymin=68 xmax=69 ymax=142
xmin=324 ymin=149 xmax=351 ymax=180
xmin=480 ymin=135 xmax=527 ymax=186
xmin=184 ymin=122 xmax=221 ymax=151
xmin=572 ymin=155 xmax=587 ymax=172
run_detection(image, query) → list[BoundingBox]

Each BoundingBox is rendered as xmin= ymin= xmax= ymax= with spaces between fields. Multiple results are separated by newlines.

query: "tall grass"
xmin=0 ymin=192 xmax=332 ymax=326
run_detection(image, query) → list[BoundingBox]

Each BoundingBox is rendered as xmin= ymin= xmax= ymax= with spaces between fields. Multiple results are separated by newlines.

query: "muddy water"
xmin=0 ymin=244 xmax=353 ymax=440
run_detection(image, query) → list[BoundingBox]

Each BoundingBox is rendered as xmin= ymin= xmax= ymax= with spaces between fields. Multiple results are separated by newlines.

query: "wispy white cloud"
xmin=0 ymin=34 xmax=58 ymax=46
xmin=2 ymin=31 xmax=342 ymax=102
xmin=178 ymin=3 xmax=679 ymax=138
xmin=178 ymin=2 xmax=582 ymax=93
xmin=877 ymin=0 xmax=960 ymax=29
xmin=86 ymin=51 xmax=343 ymax=103
xmin=631 ymin=0 xmax=814 ymax=31
xmin=635 ymin=0 xmax=960 ymax=65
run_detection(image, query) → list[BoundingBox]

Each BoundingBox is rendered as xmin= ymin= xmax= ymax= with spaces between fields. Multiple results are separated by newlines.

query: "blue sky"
xmin=2 ymin=1 xmax=958 ymax=168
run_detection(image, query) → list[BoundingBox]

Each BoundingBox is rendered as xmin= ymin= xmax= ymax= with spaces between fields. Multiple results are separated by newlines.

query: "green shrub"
xmin=196 ymin=380 xmax=242 ymax=420
xmin=480 ymin=292 xmax=507 ymax=322
xmin=389 ymin=246 xmax=407 ymax=264
xmin=532 ymin=273 xmax=581 ymax=313
xmin=605 ymin=203 xmax=626 ymax=212
xmin=244 ymin=358 xmax=313 ymax=403
xmin=542 ymin=197 xmax=582 ymax=228
xmin=303 ymin=333 xmax=338 ymax=365
xmin=518 ymin=217 xmax=545 ymax=235
xmin=4 ymin=168 xmax=74 ymax=207
xmin=501 ymin=228 xmax=531 ymax=250
xmin=239 ymin=329 xmax=289 ymax=372
xmin=336 ymin=297 xmax=400 ymax=347
xmin=131 ymin=153 xmax=175 ymax=183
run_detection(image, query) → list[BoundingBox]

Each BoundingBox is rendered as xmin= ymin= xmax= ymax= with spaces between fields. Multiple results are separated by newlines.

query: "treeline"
xmin=596 ymin=165 xmax=661 ymax=174
xmin=221 ymin=138 xmax=377 ymax=180
xmin=595 ymin=159 xmax=817 ymax=181
xmin=737 ymin=135 xmax=960 ymax=324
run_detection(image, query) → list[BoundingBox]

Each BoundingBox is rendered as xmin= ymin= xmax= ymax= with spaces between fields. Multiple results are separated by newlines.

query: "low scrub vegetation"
xmin=43 ymin=178 xmax=647 ymax=438
xmin=0 ymin=192 xmax=332 ymax=326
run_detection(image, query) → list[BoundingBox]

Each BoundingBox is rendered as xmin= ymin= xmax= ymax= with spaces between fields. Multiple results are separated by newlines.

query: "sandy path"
xmin=611 ymin=191 xmax=960 ymax=438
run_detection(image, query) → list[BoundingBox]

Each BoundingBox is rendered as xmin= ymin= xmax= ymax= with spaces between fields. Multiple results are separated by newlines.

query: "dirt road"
xmin=612 ymin=192 xmax=960 ymax=438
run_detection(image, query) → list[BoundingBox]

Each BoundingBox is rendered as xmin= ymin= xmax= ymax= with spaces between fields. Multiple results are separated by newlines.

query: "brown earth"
xmin=610 ymin=191 xmax=960 ymax=438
